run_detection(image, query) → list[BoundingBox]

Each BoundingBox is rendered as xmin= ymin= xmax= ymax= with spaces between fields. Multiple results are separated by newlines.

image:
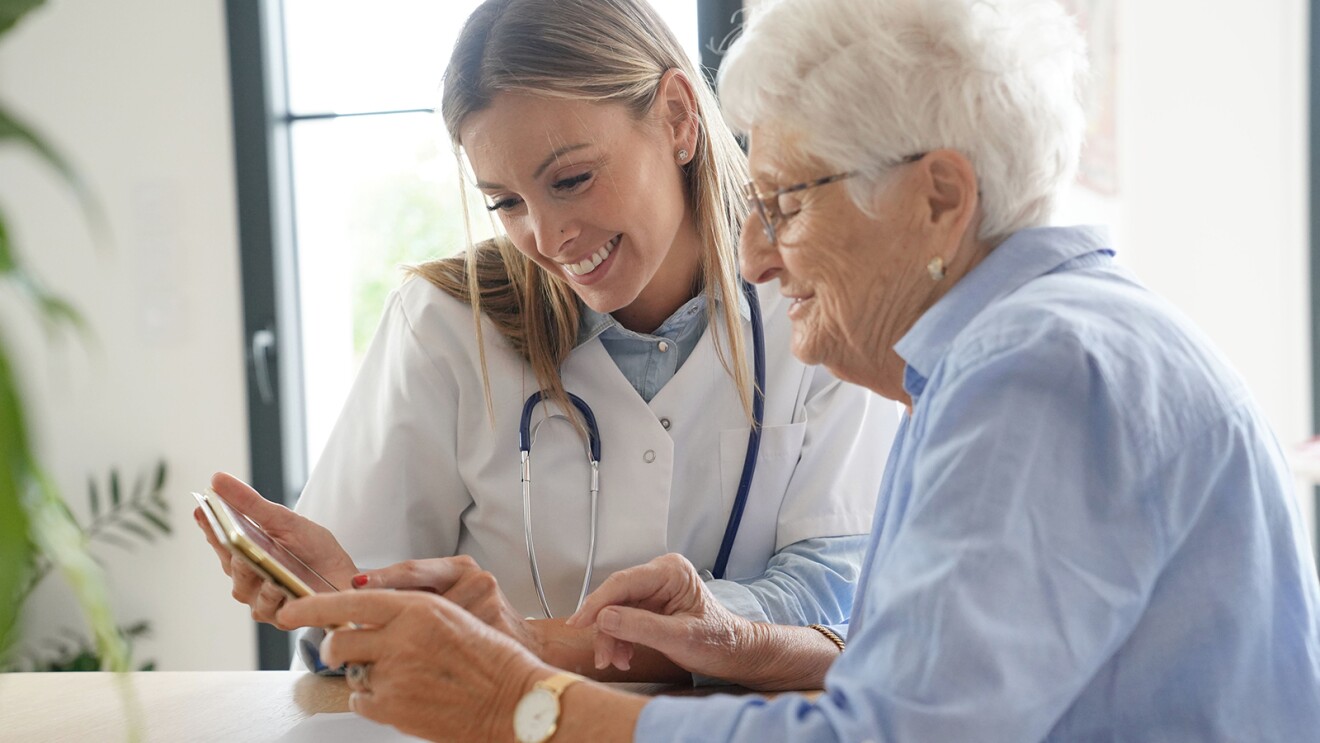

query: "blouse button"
xmin=643 ymin=449 xmax=656 ymax=463
xmin=657 ymin=341 xmax=670 ymax=352
xmin=660 ymin=417 xmax=671 ymax=430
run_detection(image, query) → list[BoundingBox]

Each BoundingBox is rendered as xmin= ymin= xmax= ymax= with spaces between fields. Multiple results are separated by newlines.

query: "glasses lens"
xmin=743 ymin=182 xmax=775 ymax=244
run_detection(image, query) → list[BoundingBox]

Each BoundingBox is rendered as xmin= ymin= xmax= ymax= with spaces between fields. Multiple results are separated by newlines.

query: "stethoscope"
xmin=519 ymin=280 xmax=767 ymax=618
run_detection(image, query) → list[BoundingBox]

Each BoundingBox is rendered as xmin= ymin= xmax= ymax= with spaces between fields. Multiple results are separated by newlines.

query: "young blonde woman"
xmin=198 ymin=0 xmax=896 ymax=681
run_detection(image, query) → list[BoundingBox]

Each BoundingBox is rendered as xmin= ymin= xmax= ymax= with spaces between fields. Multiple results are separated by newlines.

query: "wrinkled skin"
xmin=568 ymin=553 xmax=756 ymax=680
xmin=280 ymin=590 xmax=547 ymax=742
xmin=354 ymin=556 xmax=542 ymax=657
xmin=738 ymin=126 xmax=991 ymax=403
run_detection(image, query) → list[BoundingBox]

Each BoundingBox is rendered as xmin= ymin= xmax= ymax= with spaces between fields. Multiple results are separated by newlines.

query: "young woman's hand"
xmin=351 ymin=556 xmax=543 ymax=656
xmin=194 ymin=471 xmax=359 ymax=629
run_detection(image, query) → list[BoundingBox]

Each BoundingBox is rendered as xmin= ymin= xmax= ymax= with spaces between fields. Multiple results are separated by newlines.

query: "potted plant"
xmin=0 ymin=0 xmax=129 ymax=673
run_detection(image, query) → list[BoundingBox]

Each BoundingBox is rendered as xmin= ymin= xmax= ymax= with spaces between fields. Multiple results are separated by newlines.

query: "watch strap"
xmin=534 ymin=670 xmax=585 ymax=696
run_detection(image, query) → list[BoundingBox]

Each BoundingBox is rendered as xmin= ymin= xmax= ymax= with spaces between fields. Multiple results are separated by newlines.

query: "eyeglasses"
xmin=743 ymin=153 xmax=925 ymax=245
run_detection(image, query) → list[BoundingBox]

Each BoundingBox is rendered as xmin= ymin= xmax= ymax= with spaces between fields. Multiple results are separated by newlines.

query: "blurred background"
xmin=0 ymin=0 xmax=1312 ymax=672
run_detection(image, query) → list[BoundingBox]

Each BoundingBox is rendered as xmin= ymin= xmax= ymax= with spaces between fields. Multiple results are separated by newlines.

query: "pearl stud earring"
xmin=927 ymin=256 xmax=946 ymax=281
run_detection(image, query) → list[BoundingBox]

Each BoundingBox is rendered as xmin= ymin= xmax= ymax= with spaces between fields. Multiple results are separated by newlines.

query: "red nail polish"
xmin=351 ymin=575 xmax=368 ymax=588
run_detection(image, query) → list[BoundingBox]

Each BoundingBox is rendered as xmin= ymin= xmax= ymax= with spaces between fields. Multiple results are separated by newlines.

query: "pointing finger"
xmin=278 ymin=590 xmax=410 ymax=630
xmin=357 ymin=557 xmax=476 ymax=593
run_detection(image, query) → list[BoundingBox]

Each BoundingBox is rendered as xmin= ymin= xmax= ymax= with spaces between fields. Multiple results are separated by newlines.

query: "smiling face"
xmin=458 ymin=87 xmax=701 ymax=331
xmin=739 ymin=126 xmax=944 ymax=397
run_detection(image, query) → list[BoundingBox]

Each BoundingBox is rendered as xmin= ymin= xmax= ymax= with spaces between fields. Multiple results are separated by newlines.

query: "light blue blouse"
xmin=637 ymin=225 xmax=1320 ymax=741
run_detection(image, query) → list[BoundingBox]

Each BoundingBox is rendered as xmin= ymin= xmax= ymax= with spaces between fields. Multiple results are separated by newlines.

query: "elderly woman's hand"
xmin=194 ymin=472 xmax=359 ymax=629
xmin=278 ymin=590 xmax=553 ymax=742
xmin=567 ymin=554 xmax=771 ymax=685
xmin=351 ymin=556 xmax=543 ymax=656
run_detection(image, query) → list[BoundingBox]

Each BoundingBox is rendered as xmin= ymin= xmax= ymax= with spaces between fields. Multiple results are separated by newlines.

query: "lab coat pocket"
xmin=718 ymin=422 xmax=807 ymax=579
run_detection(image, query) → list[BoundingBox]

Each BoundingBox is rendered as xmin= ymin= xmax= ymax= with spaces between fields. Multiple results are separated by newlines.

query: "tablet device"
xmin=194 ymin=489 xmax=339 ymax=597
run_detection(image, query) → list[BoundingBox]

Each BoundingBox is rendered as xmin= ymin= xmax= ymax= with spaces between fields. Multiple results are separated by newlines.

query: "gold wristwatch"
xmin=512 ymin=671 xmax=585 ymax=743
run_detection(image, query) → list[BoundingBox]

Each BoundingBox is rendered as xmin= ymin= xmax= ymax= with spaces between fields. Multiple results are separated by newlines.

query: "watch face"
xmin=513 ymin=687 xmax=559 ymax=743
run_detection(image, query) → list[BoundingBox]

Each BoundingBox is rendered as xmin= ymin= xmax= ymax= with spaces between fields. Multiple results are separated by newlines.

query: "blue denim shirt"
xmin=636 ymin=226 xmax=1320 ymax=740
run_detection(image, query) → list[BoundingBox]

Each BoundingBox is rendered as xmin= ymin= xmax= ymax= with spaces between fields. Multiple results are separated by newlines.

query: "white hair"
xmin=719 ymin=0 xmax=1088 ymax=241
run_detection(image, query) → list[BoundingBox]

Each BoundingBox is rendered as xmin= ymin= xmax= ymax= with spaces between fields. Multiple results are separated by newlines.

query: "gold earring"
xmin=927 ymin=256 xmax=946 ymax=281
xmin=677 ymin=149 xmax=689 ymax=163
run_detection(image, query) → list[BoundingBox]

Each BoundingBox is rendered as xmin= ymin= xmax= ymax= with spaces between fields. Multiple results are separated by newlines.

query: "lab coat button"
xmin=643 ymin=449 xmax=656 ymax=463
xmin=657 ymin=341 xmax=670 ymax=352
xmin=660 ymin=417 xmax=671 ymax=430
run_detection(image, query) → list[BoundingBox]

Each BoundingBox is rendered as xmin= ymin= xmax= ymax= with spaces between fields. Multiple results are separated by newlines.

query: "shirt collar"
xmin=894 ymin=225 xmax=1115 ymax=399
xmin=576 ymin=281 xmax=752 ymax=347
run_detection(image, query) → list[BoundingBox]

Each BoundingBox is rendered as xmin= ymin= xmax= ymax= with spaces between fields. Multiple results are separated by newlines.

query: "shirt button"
xmin=643 ymin=449 xmax=656 ymax=463
xmin=657 ymin=341 xmax=669 ymax=352
xmin=660 ymin=417 xmax=671 ymax=430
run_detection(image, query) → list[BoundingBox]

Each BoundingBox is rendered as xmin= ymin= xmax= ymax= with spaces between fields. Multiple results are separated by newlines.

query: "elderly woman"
xmin=279 ymin=0 xmax=1320 ymax=740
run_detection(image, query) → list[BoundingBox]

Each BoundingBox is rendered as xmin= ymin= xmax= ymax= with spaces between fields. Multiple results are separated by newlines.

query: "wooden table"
xmin=0 ymin=671 xmax=776 ymax=741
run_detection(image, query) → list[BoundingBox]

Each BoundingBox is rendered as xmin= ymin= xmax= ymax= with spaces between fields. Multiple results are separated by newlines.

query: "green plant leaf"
xmin=24 ymin=467 xmax=129 ymax=671
xmin=0 ymin=102 xmax=103 ymax=239
xmin=0 ymin=0 xmax=44 ymax=37
xmin=0 ymin=206 xmax=12 ymax=272
xmin=139 ymin=510 xmax=171 ymax=535
xmin=115 ymin=519 xmax=155 ymax=543
xmin=109 ymin=469 xmax=120 ymax=508
xmin=94 ymin=532 xmax=136 ymax=552
xmin=0 ymin=203 xmax=88 ymax=340
xmin=0 ymin=332 xmax=33 ymax=657
xmin=88 ymin=476 xmax=100 ymax=519
xmin=152 ymin=460 xmax=167 ymax=493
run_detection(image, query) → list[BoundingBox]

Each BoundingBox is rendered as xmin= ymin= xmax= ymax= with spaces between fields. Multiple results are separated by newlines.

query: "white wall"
xmin=0 ymin=0 xmax=256 ymax=669
xmin=1116 ymin=0 xmax=1313 ymax=535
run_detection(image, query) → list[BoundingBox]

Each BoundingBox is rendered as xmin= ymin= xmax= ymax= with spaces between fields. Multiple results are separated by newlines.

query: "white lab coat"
xmin=296 ymin=276 xmax=897 ymax=619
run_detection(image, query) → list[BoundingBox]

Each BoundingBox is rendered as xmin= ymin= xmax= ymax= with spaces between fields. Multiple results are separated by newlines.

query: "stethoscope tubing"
xmin=711 ymin=280 xmax=766 ymax=580
xmin=519 ymin=281 xmax=765 ymax=616
xmin=520 ymin=391 xmax=601 ymax=618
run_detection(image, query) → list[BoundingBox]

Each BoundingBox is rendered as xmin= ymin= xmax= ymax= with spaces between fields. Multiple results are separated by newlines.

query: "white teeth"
xmin=565 ymin=236 xmax=618 ymax=276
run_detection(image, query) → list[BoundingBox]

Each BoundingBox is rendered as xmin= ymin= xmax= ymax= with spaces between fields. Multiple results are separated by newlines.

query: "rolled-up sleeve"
xmin=705 ymin=535 xmax=868 ymax=626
